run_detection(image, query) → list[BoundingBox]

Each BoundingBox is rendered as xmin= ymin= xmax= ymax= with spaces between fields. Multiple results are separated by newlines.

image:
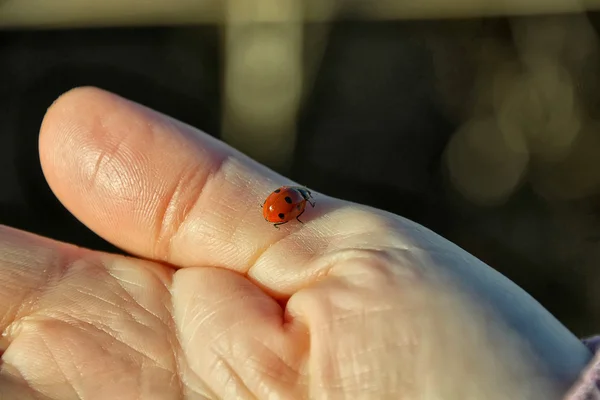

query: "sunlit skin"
xmin=0 ymin=87 xmax=591 ymax=399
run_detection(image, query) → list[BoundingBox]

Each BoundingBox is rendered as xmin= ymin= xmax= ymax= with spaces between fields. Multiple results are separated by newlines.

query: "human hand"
xmin=0 ymin=87 xmax=591 ymax=399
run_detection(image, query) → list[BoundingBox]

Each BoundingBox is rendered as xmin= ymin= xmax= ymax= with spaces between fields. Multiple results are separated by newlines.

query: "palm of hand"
xmin=0 ymin=88 xmax=590 ymax=400
xmin=1 ymin=214 xmax=425 ymax=399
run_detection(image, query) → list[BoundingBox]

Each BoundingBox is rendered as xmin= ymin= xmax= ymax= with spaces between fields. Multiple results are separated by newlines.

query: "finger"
xmin=0 ymin=225 xmax=77 ymax=340
xmin=40 ymin=87 xmax=393 ymax=297
xmin=40 ymin=87 xmax=280 ymax=263
xmin=0 ymin=225 xmax=180 ymax=398
xmin=171 ymin=266 xmax=308 ymax=399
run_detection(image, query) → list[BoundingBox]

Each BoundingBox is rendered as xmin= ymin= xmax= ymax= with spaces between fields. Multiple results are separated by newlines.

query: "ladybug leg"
xmin=295 ymin=209 xmax=306 ymax=224
xmin=307 ymin=199 xmax=316 ymax=208
xmin=273 ymin=221 xmax=288 ymax=229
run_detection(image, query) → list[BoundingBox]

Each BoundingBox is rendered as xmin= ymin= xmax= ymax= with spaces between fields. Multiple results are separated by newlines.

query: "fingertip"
xmin=41 ymin=86 xmax=114 ymax=134
xmin=39 ymin=86 xmax=125 ymax=177
xmin=38 ymin=86 xmax=165 ymax=256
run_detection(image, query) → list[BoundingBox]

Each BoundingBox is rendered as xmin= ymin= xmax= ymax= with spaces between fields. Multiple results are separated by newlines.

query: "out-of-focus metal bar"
xmin=0 ymin=0 xmax=595 ymax=28
xmin=220 ymin=0 xmax=305 ymax=169
xmin=0 ymin=0 xmax=221 ymax=28
xmin=349 ymin=0 xmax=589 ymax=19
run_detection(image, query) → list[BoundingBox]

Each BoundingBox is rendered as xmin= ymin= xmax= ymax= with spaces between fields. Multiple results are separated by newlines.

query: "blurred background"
xmin=1 ymin=0 xmax=600 ymax=336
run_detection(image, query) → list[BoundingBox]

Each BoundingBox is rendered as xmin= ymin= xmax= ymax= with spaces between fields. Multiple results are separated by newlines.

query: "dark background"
xmin=1 ymin=14 xmax=599 ymax=336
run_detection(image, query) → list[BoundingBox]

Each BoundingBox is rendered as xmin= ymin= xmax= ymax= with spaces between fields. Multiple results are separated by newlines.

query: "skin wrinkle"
xmin=245 ymin=227 xmax=329 ymax=295
xmin=210 ymin=353 xmax=256 ymax=400
xmin=74 ymin=304 xmax=172 ymax=373
xmin=205 ymin=318 xmax=246 ymax=349
xmin=245 ymin=336 xmax=306 ymax=387
xmin=275 ymin=249 xmax=424 ymax=397
xmin=121 ymin=261 xmax=185 ymax=398
xmin=152 ymin=160 xmax=215 ymax=263
xmin=106 ymin=254 xmax=174 ymax=291
xmin=177 ymin=286 xmax=196 ymax=340
xmin=185 ymin=310 xmax=227 ymax=353
xmin=66 ymin=291 xmax=167 ymax=367
xmin=163 ymin=154 xmax=248 ymax=269
xmin=85 ymin=128 xmax=127 ymax=195
xmin=68 ymin=284 xmax=124 ymax=313
xmin=299 ymin=274 xmax=413 ymax=397
xmin=58 ymin=267 xmax=124 ymax=310
xmin=16 ymin=263 xmax=176 ymax=384
xmin=323 ymin=359 xmax=380 ymax=392
xmin=76 ymin=103 xmax=150 ymax=225
xmin=39 ymin=334 xmax=81 ymax=400
xmin=178 ymin=361 xmax=219 ymax=400
xmin=6 ymin=247 xmax=81 ymax=338
xmin=101 ymin=263 xmax=168 ymax=324
xmin=322 ymin=308 xmax=396 ymax=338
xmin=247 ymin=216 xmax=418 ymax=297
xmin=105 ymin=274 xmax=169 ymax=329
xmin=215 ymin=202 xmax=244 ymax=249
xmin=32 ymin=316 xmax=113 ymax=358
xmin=228 ymin=211 xmax=260 ymax=263
xmin=307 ymin=249 xmax=392 ymax=286
xmin=182 ymin=291 xmax=248 ymax=350
xmin=85 ymin=142 xmax=142 ymax=207
xmin=174 ymin=270 xmax=288 ymax=398
xmin=334 ymin=340 xmax=393 ymax=366
xmin=106 ymin=274 xmax=146 ymax=289
xmin=207 ymin=157 xmax=262 ymax=268
xmin=182 ymin=306 xmax=219 ymax=351
xmin=244 ymin=233 xmax=289 ymax=280
xmin=67 ymin=317 xmax=176 ymax=381
xmin=164 ymin=306 xmax=185 ymax=400
xmin=62 ymin=337 xmax=86 ymax=400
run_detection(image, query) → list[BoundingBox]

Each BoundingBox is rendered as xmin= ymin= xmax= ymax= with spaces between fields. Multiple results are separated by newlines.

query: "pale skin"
xmin=0 ymin=87 xmax=592 ymax=399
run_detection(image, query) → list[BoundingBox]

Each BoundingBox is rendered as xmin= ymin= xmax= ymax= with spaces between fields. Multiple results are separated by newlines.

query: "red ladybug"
xmin=262 ymin=186 xmax=316 ymax=228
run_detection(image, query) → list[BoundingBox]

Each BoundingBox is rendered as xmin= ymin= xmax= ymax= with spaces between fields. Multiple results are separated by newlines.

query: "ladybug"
xmin=262 ymin=186 xmax=316 ymax=228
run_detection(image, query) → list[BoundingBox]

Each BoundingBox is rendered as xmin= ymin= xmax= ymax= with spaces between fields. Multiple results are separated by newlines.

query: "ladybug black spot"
xmin=284 ymin=196 xmax=292 ymax=204
xmin=278 ymin=213 xmax=285 ymax=219
xmin=274 ymin=189 xmax=281 ymax=193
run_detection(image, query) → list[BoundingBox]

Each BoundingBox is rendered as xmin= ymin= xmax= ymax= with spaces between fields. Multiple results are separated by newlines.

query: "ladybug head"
xmin=297 ymin=187 xmax=312 ymax=200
